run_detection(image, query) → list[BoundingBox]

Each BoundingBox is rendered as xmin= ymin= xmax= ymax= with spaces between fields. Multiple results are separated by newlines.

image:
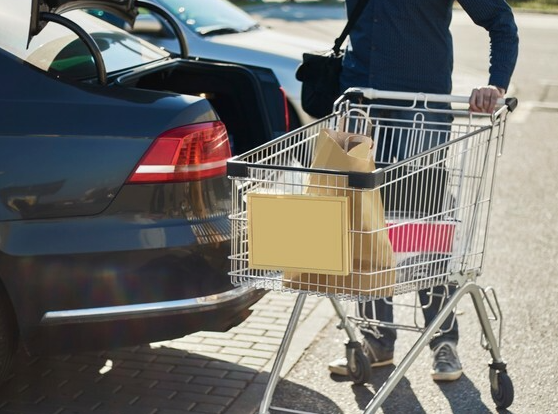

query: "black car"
xmin=0 ymin=0 xmax=286 ymax=381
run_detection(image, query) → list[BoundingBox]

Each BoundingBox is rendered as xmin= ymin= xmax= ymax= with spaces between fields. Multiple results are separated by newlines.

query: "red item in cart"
xmin=387 ymin=220 xmax=456 ymax=254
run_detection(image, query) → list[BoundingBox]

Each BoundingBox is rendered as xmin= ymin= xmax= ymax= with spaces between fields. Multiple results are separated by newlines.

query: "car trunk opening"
xmin=117 ymin=59 xmax=287 ymax=155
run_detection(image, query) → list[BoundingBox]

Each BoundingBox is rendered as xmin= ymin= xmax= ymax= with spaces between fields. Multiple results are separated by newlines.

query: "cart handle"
xmin=227 ymin=158 xmax=385 ymax=190
xmin=342 ymin=87 xmax=518 ymax=112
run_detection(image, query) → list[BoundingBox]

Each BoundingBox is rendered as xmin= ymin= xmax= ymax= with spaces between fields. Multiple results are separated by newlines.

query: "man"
xmin=328 ymin=0 xmax=518 ymax=381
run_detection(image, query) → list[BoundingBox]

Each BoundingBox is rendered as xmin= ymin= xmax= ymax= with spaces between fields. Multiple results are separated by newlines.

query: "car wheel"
xmin=0 ymin=284 xmax=17 ymax=383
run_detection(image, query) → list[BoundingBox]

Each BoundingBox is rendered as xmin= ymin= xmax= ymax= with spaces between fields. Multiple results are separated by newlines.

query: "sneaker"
xmin=328 ymin=342 xmax=394 ymax=376
xmin=430 ymin=341 xmax=463 ymax=381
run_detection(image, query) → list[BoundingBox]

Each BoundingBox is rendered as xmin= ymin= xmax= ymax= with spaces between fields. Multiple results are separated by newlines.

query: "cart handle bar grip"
xmin=342 ymin=87 xmax=518 ymax=112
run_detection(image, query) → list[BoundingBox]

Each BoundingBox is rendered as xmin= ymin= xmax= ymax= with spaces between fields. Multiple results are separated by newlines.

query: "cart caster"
xmin=489 ymin=368 xmax=514 ymax=409
xmin=345 ymin=341 xmax=371 ymax=385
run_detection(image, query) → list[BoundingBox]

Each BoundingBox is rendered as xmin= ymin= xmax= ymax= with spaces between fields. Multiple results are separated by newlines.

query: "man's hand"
xmin=469 ymin=86 xmax=505 ymax=113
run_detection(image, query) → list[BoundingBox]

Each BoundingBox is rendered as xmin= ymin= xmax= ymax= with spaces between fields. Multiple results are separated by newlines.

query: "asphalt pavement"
xmin=0 ymin=292 xmax=335 ymax=414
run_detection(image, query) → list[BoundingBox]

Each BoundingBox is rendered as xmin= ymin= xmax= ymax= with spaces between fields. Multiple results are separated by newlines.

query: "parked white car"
xmin=115 ymin=0 xmax=331 ymax=127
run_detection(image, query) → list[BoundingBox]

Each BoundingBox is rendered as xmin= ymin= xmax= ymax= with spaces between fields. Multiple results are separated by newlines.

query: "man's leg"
xmin=401 ymin=105 xmax=461 ymax=381
xmin=328 ymin=299 xmax=396 ymax=376
xmin=360 ymin=298 xmax=397 ymax=362
xmin=419 ymin=284 xmax=462 ymax=381
xmin=391 ymin=105 xmax=454 ymax=162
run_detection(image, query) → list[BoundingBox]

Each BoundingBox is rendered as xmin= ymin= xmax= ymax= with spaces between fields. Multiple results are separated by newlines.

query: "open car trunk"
xmin=23 ymin=0 xmax=289 ymax=157
xmin=117 ymin=59 xmax=287 ymax=155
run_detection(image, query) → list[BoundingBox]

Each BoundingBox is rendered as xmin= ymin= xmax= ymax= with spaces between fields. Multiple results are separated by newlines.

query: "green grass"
xmin=509 ymin=0 xmax=558 ymax=12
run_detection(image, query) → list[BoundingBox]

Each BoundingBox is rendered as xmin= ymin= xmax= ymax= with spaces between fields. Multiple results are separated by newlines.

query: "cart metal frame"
xmin=227 ymin=88 xmax=517 ymax=413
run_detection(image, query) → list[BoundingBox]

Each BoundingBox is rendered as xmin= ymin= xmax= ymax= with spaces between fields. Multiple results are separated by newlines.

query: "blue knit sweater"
xmin=340 ymin=0 xmax=519 ymax=94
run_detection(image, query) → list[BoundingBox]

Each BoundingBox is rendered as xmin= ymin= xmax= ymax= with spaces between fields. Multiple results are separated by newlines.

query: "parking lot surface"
xmin=0 ymin=292 xmax=334 ymax=414
xmin=3 ymin=4 xmax=557 ymax=414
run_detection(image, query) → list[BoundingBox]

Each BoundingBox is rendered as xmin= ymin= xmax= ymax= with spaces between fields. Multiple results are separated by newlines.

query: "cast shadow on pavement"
xmin=272 ymin=378 xmax=344 ymax=413
xmin=435 ymin=373 xmax=515 ymax=414
xmin=0 ymin=344 xmax=513 ymax=414
xmin=0 ymin=343 xmax=315 ymax=414
xmin=329 ymin=364 xmax=506 ymax=414
xmin=328 ymin=364 xmax=427 ymax=414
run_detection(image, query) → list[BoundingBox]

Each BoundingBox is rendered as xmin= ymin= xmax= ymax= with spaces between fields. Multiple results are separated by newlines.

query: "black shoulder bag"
xmin=295 ymin=0 xmax=369 ymax=119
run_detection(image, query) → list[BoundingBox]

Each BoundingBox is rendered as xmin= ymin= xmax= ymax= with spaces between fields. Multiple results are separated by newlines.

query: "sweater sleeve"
xmin=458 ymin=0 xmax=519 ymax=91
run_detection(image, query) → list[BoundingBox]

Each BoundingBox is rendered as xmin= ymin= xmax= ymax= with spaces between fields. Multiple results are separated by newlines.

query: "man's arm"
xmin=458 ymin=0 xmax=519 ymax=112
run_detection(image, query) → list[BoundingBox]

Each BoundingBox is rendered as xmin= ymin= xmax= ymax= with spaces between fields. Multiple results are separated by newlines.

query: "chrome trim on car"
xmin=40 ymin=286 xmax=256 ymax=325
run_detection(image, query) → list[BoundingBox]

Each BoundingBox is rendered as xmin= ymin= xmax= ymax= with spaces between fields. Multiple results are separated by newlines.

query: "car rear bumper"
xmin=26 ymin=287 xmax=267 ymax=355
xmin=40 ymin=286 xmax=260 ymax=326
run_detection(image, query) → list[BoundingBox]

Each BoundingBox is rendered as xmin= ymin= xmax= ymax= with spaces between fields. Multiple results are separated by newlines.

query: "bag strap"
xmin=333 ymin=0 xmax=370 ymax=55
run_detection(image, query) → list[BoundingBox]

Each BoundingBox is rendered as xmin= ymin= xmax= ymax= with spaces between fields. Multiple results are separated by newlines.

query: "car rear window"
xmin=17 ymin=10 xmax=170 ymax=79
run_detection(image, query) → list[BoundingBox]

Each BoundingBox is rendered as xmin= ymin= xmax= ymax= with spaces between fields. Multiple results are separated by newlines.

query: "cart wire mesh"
xmin=228 ymin=96 xmax=508 ymax=303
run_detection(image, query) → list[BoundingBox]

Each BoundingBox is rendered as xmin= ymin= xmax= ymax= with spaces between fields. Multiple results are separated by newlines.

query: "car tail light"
xmin=127 ymin=121 xmax=231 ymax=183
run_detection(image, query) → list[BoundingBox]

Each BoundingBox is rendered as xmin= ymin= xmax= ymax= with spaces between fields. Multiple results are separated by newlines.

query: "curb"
xmin=226 ymin=292 xmax=336 ymax=414
xmin=263 ymin=295 xmax=335 ymax=376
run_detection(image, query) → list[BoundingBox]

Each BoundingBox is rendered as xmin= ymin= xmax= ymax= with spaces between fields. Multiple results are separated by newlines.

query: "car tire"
xmin=0 ymin=284 xmax=17 ymax=383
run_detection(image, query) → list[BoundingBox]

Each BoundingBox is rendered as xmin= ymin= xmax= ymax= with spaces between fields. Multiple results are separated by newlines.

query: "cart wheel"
xmin=346 ymin=343 xmax=371 ymax=385
xmin=490 ymin=369 xmax=514 ymax=409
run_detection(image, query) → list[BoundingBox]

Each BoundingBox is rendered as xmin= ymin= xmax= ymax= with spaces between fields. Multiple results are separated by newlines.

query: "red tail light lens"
xmin=127 ymin=121 xmax=231 ymax=183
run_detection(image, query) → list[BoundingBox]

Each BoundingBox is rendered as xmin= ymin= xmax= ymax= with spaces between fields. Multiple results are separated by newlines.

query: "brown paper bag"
xmin=284 ymin=128 xmax=396 ymax=298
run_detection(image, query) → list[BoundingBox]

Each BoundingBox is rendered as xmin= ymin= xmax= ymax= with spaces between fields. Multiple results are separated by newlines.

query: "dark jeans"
xmin=362 ymin=284 xmax=459 ymax=351
xmin=371 ymin=104 xmax=453 ymax=163
xmin=360 ymin=103 xmax=458 ymax=351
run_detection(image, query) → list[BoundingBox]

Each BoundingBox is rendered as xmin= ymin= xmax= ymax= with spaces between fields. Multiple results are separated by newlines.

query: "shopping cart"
xmin=227 ymin=88 xmax=517 ymax=413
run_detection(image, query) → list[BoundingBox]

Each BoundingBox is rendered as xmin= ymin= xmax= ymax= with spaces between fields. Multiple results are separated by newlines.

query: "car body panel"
xmin=30 ymin=0 xmax=137 ymax=35
xmin=0 ymin=0 xmax=137 ymax=49
xmin=0 ymin=47 xmax=215 ymax=220
xmin=0 ymin=1 xmax=275 ymax=361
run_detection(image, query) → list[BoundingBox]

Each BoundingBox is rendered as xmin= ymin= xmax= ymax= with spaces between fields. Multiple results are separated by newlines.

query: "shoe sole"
xmin=431 ymin=369 xmax=463 ymax=381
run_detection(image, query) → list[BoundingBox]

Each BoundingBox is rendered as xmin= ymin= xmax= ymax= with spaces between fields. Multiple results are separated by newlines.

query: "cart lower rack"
xmin=227 ymin=88 xmax=517 ymax=413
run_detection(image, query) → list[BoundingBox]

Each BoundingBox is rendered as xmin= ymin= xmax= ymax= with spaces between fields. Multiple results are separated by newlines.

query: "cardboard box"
xmin=247 ymin=193 xmax=351 ymax=275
